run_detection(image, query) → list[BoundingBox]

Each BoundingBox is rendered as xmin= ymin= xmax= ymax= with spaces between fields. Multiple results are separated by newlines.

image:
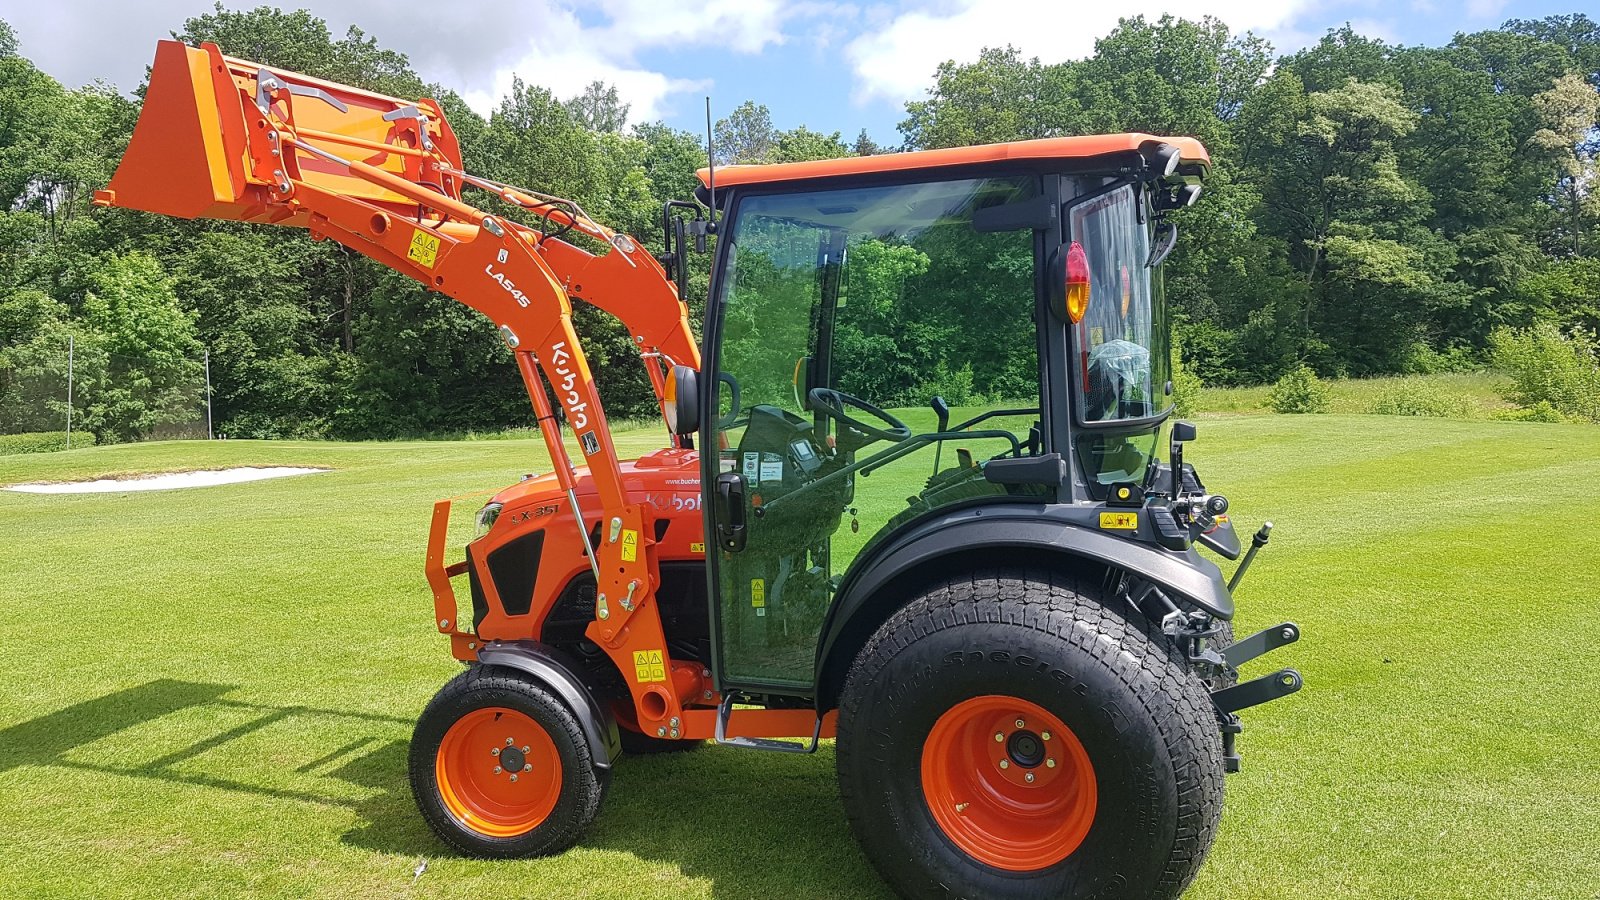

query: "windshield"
xmin=1068 ymin=184 xmax=1170 ymax=424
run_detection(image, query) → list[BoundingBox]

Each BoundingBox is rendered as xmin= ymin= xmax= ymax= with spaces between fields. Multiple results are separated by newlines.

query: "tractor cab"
xmin=664 ymin=136 xmax=1229 ymax=693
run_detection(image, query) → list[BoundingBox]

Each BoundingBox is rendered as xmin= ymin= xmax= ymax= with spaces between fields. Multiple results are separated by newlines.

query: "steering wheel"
xmin=807 ymin=388 xmax=912 ymax=444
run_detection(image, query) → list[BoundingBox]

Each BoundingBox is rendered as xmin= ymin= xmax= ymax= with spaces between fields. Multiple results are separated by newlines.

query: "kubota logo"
xmin=549 ymin=341 xmax=590 ymax=430
xmin=486 ymin=263 xmax=528 ymax=307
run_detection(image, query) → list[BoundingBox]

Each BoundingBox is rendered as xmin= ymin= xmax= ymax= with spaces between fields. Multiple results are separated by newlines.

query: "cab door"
xmin=703 ymin=175 xmax=1044 ymax=693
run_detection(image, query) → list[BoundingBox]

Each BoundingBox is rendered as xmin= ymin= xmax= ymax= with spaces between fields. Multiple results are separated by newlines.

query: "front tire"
xmin=836 ymin=568 xmax=1224 ymax=899
xmin=409 ymin=665 xmax=603 ymax=858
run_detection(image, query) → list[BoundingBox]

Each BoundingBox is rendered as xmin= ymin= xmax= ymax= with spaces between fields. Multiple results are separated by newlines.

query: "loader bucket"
xmin=95 ymin=40 xmax=463 ymax=224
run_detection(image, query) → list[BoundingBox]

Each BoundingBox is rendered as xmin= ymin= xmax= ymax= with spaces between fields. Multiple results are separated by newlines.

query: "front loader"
xmin=98 ymin=41 xmax=1303 ymax=899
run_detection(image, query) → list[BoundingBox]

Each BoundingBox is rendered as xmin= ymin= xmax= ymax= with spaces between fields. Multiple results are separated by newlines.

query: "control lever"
xmin=930 ymin=395 xmax=951 ymax=474
xmin=1228 ymin=522 xmax=1272 ymax=593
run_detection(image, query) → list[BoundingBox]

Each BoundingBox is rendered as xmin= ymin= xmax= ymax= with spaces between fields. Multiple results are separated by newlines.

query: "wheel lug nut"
xmin=523 ymin=763 xmax=532 ymax=772
xmin=521 ymin=745 xmax=530 ymax=753
xmin=509 ymin=773 xmax=518 ymax=782
xmin=491 ymin=747 xmax=500 ymax=756
xmin=1047 ymin=758 xmax=1056 ymax=768
xmin=999 ymin=759 xmax=1010 ymax=769
xmin=1025 ymin=772 xmax=1035 ymax=783
xmin=994 ymin=732 xmax=1004 ymax=743
xmin=505 ymin=737 xmax=514 ymax=746
xmin=1041 ymin=731 xmax=1051 ymax=741
xmin=1015 ymin=719 xmax=1025 ymax=729
xmin=493 ymin=766 xmax=502 ymax=774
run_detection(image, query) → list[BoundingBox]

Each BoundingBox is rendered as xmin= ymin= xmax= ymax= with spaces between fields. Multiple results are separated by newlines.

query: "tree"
xmin=772 ymin=125 xmax=849 ymax=163
xmin=1529 ymin=72 xmax=1599 ymax=255
xmin=853 ymin=129 xmax=881 ymax=156
xmin=900 ymin=47 xmax=1079 ymax=149
xmin=77 ymin=252 xmax=204 ymax=441
xmin=715 ymin=101 xmax=775 ymax=164
xmin=565 ymin=81 xmax=630 ymax=134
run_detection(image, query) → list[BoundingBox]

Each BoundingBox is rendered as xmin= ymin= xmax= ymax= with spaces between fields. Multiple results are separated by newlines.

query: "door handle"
xmin=715 ymin=472 xmax=747 ymax=552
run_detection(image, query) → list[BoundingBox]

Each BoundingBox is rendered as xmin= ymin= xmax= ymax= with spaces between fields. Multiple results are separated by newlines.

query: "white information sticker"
xmin=760 ymin=454 xmax=784 ymax=483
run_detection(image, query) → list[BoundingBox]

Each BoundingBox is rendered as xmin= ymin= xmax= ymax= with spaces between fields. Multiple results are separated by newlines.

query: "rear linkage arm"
xmin=1126 ymin=577 xmax=1303 ymax=772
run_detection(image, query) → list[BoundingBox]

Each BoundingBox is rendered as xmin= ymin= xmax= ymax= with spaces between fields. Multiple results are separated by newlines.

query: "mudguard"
xmin=815 ymin=502 xmax=1235 ymax=703
xmin=476 ymin=641 xmax=622 ymax=769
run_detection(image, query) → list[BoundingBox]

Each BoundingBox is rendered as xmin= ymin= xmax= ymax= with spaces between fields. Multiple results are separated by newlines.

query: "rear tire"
xmin=836 ymin=568 xmax=1224 ymax=899
xmin=410 ymin=665 xmax=604 ymax=858
xmin=1208 ymin=619 xmax=1238 ymax=691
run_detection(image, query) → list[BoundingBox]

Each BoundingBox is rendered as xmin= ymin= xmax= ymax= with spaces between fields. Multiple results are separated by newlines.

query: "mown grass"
xmin=1 ymin=413 xmax=1598 ymax=899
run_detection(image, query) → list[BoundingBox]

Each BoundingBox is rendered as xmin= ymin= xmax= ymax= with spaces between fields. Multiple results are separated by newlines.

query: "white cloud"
xmin=4 ymin=0 xmax=783 ymax=124
xmin=844 ymin=0 xmax=1319 ymax=105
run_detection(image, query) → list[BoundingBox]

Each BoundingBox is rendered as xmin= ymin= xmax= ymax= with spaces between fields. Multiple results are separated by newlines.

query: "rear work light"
xmin=1065 ymin=241 xmax=1091 ymax=323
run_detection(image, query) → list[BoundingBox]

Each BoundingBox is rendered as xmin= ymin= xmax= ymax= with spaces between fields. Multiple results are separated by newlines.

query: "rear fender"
xmin=476 ymin=641 xmax=622 ymax=769
xmin=814 ymin=503 xmax=1235 ymax=708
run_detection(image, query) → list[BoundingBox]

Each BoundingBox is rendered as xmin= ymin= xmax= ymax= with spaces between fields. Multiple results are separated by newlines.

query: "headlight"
xmin=474 ymin=502 xmax=503 ymax=538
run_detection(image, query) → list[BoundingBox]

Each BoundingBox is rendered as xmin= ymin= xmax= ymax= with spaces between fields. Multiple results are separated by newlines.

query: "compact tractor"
xmin=97 ymin=41 xmax=1302 ymax=899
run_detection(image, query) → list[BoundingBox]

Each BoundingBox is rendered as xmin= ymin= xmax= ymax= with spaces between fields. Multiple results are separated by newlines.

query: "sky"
xmin=4 ymin=0 xmax=1587 ymax=145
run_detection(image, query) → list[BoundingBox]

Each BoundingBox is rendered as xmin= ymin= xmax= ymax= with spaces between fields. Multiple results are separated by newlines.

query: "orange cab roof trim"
xmin=696 ymin=133 xmax=1209 ymax=189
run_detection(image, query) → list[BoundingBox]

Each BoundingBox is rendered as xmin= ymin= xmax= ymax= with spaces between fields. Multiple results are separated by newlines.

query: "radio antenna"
xmin=704 ymin=97 xmax=717 ymax=226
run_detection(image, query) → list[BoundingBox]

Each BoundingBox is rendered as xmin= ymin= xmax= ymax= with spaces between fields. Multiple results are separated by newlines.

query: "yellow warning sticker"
xmin=1099 ymin=511 xmax=1139 ymax=530
xmin=751 ymin=578 xmax=766 ymax=608
xmin=632 ymin=649 xmax=667 ymax=683
xmin=620 ymin=528 xmax=638 ymax=562
xmin=407 ymin=229 xmax=440 ymax=268
xmin=689 ymin=541 xmax=705 ymax=554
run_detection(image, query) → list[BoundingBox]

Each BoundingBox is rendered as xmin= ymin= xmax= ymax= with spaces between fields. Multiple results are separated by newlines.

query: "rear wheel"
xmin=836 ymin=568 xmax=1224 ymax=899
xmin=409 ymin=665 xmax=603 ymax=857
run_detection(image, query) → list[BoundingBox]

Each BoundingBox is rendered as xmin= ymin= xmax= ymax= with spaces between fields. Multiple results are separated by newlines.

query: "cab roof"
xmin=696 ymin=133 xmax=1209 ymax=189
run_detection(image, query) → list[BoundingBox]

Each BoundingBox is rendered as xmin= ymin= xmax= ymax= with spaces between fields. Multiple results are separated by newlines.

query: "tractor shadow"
xmin=0 ymin=681 xmax=888 ymax=897
xmin=0 ymin=679 xmax=438 ymax=857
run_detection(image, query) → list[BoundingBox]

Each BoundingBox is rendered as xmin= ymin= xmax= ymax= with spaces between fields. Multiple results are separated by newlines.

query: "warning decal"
xmin=633 ymin=649 xmax=667 ymax=683
xmin=1099 ymin=511 xmax=1138 ymax=530
xmin=751 ymin=578 xmax=765 ymax=608
xmin=407 ymin=229 xmax=441 ymax=268
xmin=689 ymin=542 xmax=705 ymax=554
xmin=620 ymin=528 xmax=638 ymax=562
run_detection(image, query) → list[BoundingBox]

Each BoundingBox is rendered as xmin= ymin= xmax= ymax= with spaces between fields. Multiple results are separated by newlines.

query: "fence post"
xmin=65 ymin=334 xmax=74 ymax=449
xmin=204 ymin=348 xmax=213 ymax=440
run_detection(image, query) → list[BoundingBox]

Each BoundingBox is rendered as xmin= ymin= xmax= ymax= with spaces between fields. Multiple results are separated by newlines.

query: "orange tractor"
xmin=98 ymin=41 xmax=1302 ymax=899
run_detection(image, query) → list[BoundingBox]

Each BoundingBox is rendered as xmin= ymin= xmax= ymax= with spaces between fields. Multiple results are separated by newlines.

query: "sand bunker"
xmin=6 ymin=466 xmax=328 ymax=494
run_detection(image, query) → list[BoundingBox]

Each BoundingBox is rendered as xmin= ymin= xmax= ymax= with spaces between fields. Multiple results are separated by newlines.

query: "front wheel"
xmin=409 ymin=665 xmax=604 ymax=858
xmin=836 ymin=568 xmax=1224 ymax=899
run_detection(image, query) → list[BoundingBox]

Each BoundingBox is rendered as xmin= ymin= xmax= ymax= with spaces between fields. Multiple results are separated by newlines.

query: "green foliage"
xmin=1492 ymin=399 xmax=1568 ymax=423
xmin=1489 ymin=322 xmax=1600 ymax=423
xmin=0 ymin=430 xmax=95 ymax=455
xmin=1368 ymin=383 xmax=1479 ymax=418
xmin=1267 ymin=365 xmax=1331 ymax=413
xmin=4 ymin=7 xmax=1600 ymax=442
xmin=1170 ymin=333 xmax=1204 ymax=416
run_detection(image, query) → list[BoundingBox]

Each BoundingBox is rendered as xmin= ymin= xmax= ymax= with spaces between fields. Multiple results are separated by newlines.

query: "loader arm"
xmin=94 ymin=40 xmax=694 ymax=732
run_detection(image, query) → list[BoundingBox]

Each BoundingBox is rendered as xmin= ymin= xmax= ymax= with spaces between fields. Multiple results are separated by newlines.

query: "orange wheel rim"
xmin=435 ymin=707 xmax=562 ymax=837
xmin=921 ymin=695 xmax=1096 ymax=871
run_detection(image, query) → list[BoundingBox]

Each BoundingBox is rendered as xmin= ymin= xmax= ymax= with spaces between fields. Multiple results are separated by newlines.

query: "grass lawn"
xmin=1 ymin=414 xmax=1598 ymax=898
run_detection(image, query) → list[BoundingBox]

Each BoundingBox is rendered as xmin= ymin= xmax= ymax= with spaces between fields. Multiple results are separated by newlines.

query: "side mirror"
xmin=1171 ymin=421 xmax=1197 ymax=444
xmin=664 ymin=365 xmax=699 ymax=435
